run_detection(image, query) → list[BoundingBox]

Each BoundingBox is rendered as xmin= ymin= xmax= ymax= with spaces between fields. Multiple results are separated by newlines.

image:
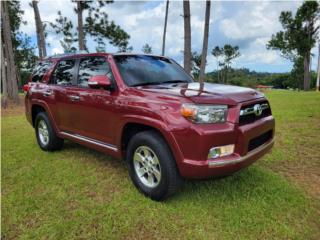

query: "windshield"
xmin=113 ymin=55 xmax=193 ymax=87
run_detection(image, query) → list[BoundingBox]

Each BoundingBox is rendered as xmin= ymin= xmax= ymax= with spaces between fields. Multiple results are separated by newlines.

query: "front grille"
xmin=239 ymin=101 xmax=271 ymax=125
xmin=248 ymin=130 xmax=273 ymax=152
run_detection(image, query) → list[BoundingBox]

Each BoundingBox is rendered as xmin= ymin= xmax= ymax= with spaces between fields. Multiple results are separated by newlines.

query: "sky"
xmin=20 ymin=0 xmax=319 ymax=73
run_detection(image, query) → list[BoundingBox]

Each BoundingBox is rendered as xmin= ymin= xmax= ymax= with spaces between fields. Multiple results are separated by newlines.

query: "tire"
xmin=126 ymin=130 xmax=183 ymax=201
xmin=35 ymin=112 xmax=64 ymax=151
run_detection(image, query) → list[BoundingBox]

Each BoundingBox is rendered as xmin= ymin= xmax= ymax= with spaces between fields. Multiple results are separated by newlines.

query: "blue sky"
xmin=20 ymin=0 xmax=319 ymax=73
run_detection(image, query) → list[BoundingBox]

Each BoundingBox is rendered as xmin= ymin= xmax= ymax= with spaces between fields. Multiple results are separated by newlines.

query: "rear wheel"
xmin=126 ymin=130 xmax=182 ymax=201
xmin=35 ymin=112 xmax=64 ymax=151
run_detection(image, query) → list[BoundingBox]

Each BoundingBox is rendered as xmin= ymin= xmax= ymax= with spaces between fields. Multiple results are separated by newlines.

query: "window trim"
xmin=75 ymin=56 xmax=117 ymax=90
xmin=49 ymin=58 xmax=78 ymax=86
xmin=31 ymin=60 xmax=54 ymax=83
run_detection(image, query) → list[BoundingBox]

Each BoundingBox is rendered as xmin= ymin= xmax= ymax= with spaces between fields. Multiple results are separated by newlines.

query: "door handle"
xmin=69 ymin=95 xmax=80 ymax=101
xmin=43 ymin=90 xmax=53 ymax=97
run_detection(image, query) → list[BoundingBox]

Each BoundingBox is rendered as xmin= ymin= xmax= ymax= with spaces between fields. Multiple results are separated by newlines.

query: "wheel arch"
xmin=31 ymin=104 xmax=46 ymax=127
xmin=30 ymin=101 xmax=60 ymax=135
xmin=119 ymin=119 xmax=184 ymax=173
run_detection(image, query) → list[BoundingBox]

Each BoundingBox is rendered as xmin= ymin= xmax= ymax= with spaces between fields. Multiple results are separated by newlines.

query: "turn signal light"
xmin=180 ymin=105 xmax=196 ymax=119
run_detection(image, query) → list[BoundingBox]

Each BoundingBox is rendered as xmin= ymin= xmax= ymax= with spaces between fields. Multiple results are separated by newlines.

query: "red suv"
xmin=25 ymin=53 xmax=275 ymax=201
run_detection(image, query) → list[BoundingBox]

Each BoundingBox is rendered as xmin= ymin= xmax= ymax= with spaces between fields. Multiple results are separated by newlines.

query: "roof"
xmin=113 ymin=52 xmax=168 ymax=58
xmin=44 ymin=52 xmax=109 ymax=60
xmin=44 ymin=52 xmax=168 ymax=60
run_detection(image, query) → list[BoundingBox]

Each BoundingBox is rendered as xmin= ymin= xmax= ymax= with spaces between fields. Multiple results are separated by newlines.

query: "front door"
xmin=65 ymin=56 xmax=117 ymax=145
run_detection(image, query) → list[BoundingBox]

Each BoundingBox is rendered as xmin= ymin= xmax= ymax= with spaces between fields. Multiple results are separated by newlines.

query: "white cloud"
xmin=219 ymin=1 xmax=301 ymax=40
xmin=18 ymin=0 xmax=318 ymax=72
xmin=241 ymin=37 xmax=280 ymax=64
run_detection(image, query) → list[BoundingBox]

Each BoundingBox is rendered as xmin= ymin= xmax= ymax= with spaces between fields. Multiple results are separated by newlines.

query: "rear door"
xmin=65 ymin=56 xmax=117 ymax=145
xmin=49 ymin=58 xmax=78 ymax=133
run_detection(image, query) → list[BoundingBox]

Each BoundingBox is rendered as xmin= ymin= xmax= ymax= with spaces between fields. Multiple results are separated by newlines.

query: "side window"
xmin=31 ymin=61 xmax=53 ymax=82
xmin=51 ymin=59 xmax=76 ymax=86
xmin=78 ymin=57 xmax=114 ymax=87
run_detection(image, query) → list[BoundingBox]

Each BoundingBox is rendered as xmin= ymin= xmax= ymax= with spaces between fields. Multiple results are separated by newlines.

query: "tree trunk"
xmin=1 ymin=43 xmax=8 ymax=108
xmin=32 ymin=0 xmax=47 ymax=58
xmin=161 ymin=0 xmax=169 ymax=56
xmin=1 ymin=1 xmax=19 ymax=104
xmin=216 ymin=62 xmax=219 ymax=82
xmin=303 ymin=52 xmax=311 ymax=91
xmin=77 ymin=1 xmax=85 ymax=51
xmin=316 ymin=43 xmax=320 ymax=92
xmin=225 ymin=66 xmax=228 ymax=84
xmin=183 ymin=0 xmax=191 ymax=74
xmin=199 ymin=0 xmax=210 ymax=84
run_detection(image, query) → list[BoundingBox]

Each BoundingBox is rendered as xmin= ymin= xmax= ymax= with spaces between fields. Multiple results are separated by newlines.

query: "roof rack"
xmin=44 ymin=50 xmax=89 ymax=59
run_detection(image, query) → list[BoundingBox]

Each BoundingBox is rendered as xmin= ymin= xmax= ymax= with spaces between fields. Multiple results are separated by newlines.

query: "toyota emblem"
xmin=253 ymin=104 xmax=263 ymax=116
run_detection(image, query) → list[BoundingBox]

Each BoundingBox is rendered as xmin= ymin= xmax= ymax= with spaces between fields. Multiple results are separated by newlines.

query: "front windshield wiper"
xmin=131 ymin=80 xmax=188 ymax=87
xmin=131 ymin=82 xmax=164 ymax=87
xmin=159 ymin=80 xmax=189 ymax=84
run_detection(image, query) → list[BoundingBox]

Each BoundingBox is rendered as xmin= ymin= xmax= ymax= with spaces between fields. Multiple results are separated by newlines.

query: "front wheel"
xmin=126 ymin=130 xmax=182 ymax=201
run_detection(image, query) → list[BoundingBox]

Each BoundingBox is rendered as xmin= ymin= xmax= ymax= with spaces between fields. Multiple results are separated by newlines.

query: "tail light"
xmin=23 ymin=84 xmax=30 ymax=93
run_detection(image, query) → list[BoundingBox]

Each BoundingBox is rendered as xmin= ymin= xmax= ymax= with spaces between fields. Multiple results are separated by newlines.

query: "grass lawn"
xmin=2 ymin=90 xmax=320 ymax=239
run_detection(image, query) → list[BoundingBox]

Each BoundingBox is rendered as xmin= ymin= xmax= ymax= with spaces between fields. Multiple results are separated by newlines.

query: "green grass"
xmin=2 ymin=90 xmax=320 ymax=239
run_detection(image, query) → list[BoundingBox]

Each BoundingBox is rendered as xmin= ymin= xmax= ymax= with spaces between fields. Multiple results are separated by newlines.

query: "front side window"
xmin=113 ymin=55 xmax=193 ymax=87
xmin=31 ymin=61 xmax=53 ymax=82
xmin=78 ymin=57 xmax=114 ymax=87
xmin=51 ymin=59 xmax=76 ymax=86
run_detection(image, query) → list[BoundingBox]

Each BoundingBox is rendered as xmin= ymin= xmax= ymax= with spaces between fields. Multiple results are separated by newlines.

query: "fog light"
xmin=208 ymin=144 xmax=235 ymax=159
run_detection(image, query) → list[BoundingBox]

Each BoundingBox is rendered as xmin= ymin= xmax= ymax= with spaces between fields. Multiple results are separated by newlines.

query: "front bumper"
xmin=172 ymin=116 xmax=275 ymax=178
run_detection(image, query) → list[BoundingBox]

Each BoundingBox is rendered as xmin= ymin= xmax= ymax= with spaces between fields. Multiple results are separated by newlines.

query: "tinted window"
xmin=52 ymin=59 xmax=76 ymax=86
xmin=113 ymin=55 xmax=193 ymax=87
xmin=31 ymin=61 xmax=53 ymax=82
xmin=78 ymin=57 xmax=113 ymax=87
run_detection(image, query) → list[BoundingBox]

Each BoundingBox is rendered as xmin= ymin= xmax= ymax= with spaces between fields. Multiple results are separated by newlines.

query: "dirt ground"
xmin=1 ymin=96 xmax=25 ymax=117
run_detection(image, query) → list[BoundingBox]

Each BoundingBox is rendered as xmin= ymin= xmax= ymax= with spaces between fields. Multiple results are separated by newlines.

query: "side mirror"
xmin=88 ymin=75 xmax=111 ymax=89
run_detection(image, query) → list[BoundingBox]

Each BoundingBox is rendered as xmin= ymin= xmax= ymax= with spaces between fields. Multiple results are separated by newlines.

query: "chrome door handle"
xmin=43 ymin=90 xmax=52 ymax=96
xmin=69 ymin=95 xmax=80 ymax=101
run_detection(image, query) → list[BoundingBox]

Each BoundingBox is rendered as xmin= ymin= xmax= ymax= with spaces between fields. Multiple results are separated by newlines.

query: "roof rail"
xmin=44 ymin=50 xmax=89 ymax=59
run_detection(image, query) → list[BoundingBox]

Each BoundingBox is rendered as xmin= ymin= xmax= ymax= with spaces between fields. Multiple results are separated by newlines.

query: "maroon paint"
xmin=25 ymin=53 xmax=275 ymax=178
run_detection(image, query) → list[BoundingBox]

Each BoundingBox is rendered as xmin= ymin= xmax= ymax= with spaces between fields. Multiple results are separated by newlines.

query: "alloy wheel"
xmin=133 ymin=146 xmax=162 ymax=188
xmin=38 ymin=120 xmax=49 ymax=146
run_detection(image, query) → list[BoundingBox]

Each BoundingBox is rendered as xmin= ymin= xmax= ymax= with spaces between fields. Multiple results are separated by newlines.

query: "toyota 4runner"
xmin=24 ymin=53 xmax=275 ymax=201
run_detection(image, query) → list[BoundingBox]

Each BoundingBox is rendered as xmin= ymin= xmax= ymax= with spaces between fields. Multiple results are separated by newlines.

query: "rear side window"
xmin=31 ymin=61 xmax=53 ymax=82
xmin=51 ymin=59 xmax=76 ymax=86
xmin=78 ymin=57 xmax=114 ymax=87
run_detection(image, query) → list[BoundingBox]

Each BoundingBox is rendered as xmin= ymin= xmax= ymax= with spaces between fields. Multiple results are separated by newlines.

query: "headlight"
xmin=181 ymin=104 xmax=228 ymax=123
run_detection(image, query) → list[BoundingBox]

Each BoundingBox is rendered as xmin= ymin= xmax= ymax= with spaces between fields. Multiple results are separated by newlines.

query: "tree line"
xmin=267 ymin=1 xmax=319 ymax=91
xmin=1 ymin=0 xmax=319 ymax=106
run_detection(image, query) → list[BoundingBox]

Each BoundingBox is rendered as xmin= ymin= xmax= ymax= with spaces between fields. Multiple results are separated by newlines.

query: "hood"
xmin=137 ymin=82 xmax=264 ymax=105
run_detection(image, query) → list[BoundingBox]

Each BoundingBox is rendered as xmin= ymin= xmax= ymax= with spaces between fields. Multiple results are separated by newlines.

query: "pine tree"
xmin=211 ymin=45 xmax=240 ymax=83
xmin=50 ymin=11 xmax=77 ymax=53
xmin=1 ymin=1 xmax=22 ymax=105
xmin=162 ymin=0 xmax=169 ymax=56
xmin=183 ymin=0 xmax=191 ymax=74
xmin=73 ymin=1 xmax=130 ymax=52
xmin=31 ymin=0 xmax=47 ymax=58
xmin=142 ymin=43 xmax=153 ymax=54
xmin=267 ymin=1 xmax=319 ymax=90
xmin=199 ymin=0 xmax=211 ymax=84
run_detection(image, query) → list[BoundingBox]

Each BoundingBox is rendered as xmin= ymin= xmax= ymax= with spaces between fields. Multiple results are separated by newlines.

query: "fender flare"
xmin=30 ymin=99 xmax=60 ymax=135
xmin=117 ymin=115 xmax=185 ymax=171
